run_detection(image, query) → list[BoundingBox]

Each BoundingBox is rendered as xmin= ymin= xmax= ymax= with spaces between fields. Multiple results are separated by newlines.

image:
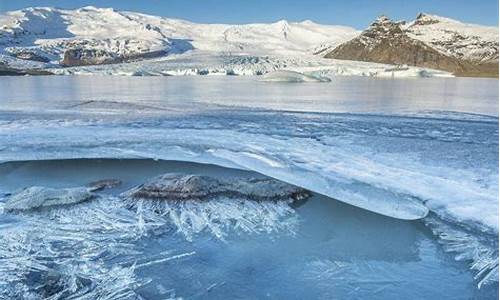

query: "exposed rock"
xmin=60 ymin=47 xmax=168 ymax=67
xmin=122 ymin=174 xmax=311 ymax=202
xmin=87 ymin=179 xmax=122 ymax=191
xmin=61 ymin=48 xmax=120 ymax=66
xmin=325 ymin=15 xmax=499 ymax=77
xmin=405 ymin=13 xmax=498 ymax=77
xmin=4 ymin=186 xmax=95 ymax=212
xmin=413 ymin=13 xmax=440 ymax=26
xmin=125 ymin=49 xmax=168 ymax=61
xmin=325 ymin=16 xmax=465 ymax=74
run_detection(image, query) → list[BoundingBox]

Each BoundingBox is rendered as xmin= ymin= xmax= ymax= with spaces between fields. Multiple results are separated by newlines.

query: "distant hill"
xmin=324 ymin=14 xmax=498 ymax=77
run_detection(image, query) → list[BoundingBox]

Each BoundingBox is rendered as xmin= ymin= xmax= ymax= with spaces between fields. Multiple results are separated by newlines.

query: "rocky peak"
xmin=371 ymin=15 xmax=392 ymax=26
xmin=362 ymin=15 xmax=404 ymax=43
xmin=413 ymin=13 xmax=440 ymax=26
xmin=324 ymin=14 xmax=471 ymax=76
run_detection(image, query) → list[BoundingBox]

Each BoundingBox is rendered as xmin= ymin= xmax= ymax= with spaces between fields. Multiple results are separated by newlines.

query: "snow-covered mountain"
xmin=0 ymin=7 xmax=496 ymax=77
xmin=406 ymin=13 xmax=498 ymax=63
xmin=0 ymin=6 xmax=356 ymax=66
xmin=325 ymin=14 xmax=498 ymax=77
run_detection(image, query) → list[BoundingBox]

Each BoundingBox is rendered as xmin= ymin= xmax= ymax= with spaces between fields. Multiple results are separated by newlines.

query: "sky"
xmin=0 ymin=0 xmax=498 ymax=29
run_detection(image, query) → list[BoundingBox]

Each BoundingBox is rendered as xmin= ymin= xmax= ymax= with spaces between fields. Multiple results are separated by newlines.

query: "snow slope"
xmin=0 ymin=6 xmax=357 ymax=63
xmin=405 ymin=13 xmax=498 ymax=63
xmin=1 ymin=8 xmax=495 ymax=77
xmin=0 ymin=6 xmax=457 ymax=77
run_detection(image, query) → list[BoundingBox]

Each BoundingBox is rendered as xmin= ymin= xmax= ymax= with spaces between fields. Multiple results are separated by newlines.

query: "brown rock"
xmin=324 ymin=16 xmax=498 ymax=77
xmin=123 ymin=174 xmax=311 ymax=202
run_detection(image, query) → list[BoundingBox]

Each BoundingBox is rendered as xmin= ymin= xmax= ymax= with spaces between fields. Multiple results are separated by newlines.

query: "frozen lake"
xmin=0 ymin=76 xmax=498 ymax=299
xmin=0 ymin=76 xmax=497 ymax=115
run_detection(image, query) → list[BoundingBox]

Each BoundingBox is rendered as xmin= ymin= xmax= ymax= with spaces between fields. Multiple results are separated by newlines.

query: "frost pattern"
xmin=423 ymin=215 xmax=499 ymax=289
xmin=303 ymin=259 xmax=403 ymax=297
xmin=127 ymin=197 xmax=299 ymax=241
xmin=0 ymin=194 xmax=297 ymax=299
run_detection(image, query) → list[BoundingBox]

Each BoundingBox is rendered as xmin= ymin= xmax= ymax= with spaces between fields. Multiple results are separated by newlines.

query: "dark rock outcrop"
xmin=325 ymin=16 xmax=466 ymax=74
xmin=413 ymin=13 xmax=440 ymax=26
xmin=325 ymin=15 xmax=498 ymax=77
xmin=61 ymin=48 xmax=168 ymax=67
xmin=122 ymin=174 xmax=311 ymax=202
xmin=61 ymin=48 xmax=120 ymax=66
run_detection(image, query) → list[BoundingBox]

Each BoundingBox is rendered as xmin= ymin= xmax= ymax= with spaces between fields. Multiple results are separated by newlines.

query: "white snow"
xmin=405 ymin=14 xmax=499 ymax=62
xmin=0 ymin=7 xmax=464 ymax=78
xmin=0 ymin=6 xmax=357 ymax=61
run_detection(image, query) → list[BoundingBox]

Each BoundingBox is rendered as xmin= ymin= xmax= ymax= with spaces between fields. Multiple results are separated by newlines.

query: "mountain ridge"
xmin=0 ymin=7 xmax=497 ymax=77
xmin=324 ymin=14 xmax=498 ymax=77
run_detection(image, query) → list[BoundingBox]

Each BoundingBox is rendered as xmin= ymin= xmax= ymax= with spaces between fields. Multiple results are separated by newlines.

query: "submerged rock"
xmin=123 ymin=174 xmax=310 ymax=202
xmin=4 ymin=186 xmax=95 ymax=212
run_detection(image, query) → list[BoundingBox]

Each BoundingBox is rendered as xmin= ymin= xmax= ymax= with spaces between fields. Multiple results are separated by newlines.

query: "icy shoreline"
xmin=0 ymin=76 xmax=497 ymax=297
xmin=0 ymin=158 xmax=498 ymax=298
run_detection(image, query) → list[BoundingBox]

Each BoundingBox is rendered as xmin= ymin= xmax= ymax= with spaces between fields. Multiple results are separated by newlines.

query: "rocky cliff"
xmin=325 ymin=15 xmax=499 ymax=77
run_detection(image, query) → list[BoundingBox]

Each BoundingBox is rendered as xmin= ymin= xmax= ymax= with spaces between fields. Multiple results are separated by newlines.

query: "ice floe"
xmin=260 ymin=70 xmax=331 ymax=82
xmin=4 ymin=186 xmax=95 ymax=212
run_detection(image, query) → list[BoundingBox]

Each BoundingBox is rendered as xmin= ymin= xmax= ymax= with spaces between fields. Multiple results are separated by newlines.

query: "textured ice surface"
xmin=48 ymin=52 xmax=452 ymax=78
xmin=0 ymin=163 xmax=300 ymax=298
xmin=4 ymin=186 xmax=95 ymax=211
xmin=424 ymin=214 xmax=499 ymax=289
xmin=0 ymin=159 xmax=498 ymax=299
xmin=0 ymin=76 xmax=497 ymax=226
xmin=125 ymin=197 xmax=299 ymax=241
xmin=0 ymin=196 xmax=195 ymax=299
xmin=0 ymin=76 xmax=498 ymax=296
xmin=260 ymin=70 xmax=331 ymax=82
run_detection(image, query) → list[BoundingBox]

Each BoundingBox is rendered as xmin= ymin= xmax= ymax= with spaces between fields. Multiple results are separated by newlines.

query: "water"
xmin=0 ymin=76 xmax=497 ymax=115
xmin=0 ymin=76 xmax=498 ymax=299
xmin=0 ymin=159 xmax=495 ymax=299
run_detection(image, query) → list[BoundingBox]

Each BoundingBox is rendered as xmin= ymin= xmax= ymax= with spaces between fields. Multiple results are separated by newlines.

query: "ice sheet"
xmin=0 ymin=83 xmax=497 ymax=230
xmin=0 ymin=76 xmax=497 ymax=291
